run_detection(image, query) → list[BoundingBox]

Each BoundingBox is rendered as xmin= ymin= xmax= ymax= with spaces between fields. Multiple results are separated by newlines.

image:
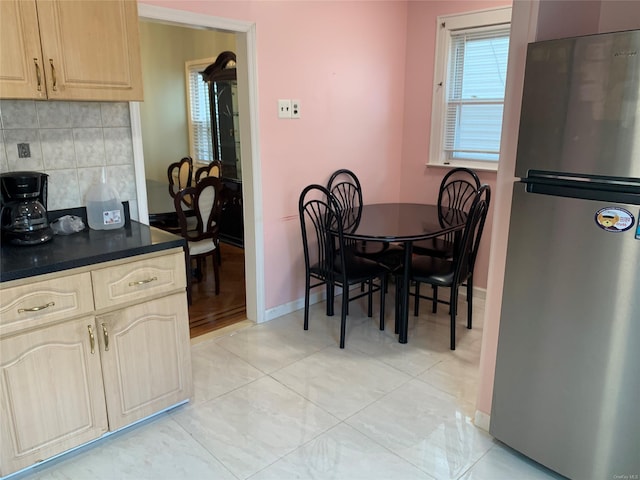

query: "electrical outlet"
xmin=17 ymin=143 xmax=31 ymax=159
xmin=291 ymin=99 xmax=301 ymax=119
xmin=278 ymin=99 xmax=291 ymax=119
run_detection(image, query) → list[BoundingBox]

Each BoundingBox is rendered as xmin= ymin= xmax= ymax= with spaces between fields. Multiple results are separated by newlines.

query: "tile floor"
xmin=11 ymin=294 xmax=564 ymax=480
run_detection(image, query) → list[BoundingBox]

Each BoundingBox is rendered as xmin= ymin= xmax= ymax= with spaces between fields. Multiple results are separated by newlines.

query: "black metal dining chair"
xmin=409 ymin=184 xmax=490 ymax=350
xmin=327 ymin=169 xmax=392 ymax=258
xmin=327 ymin=169 xmax=404 ymax=288
xmin=413 ymin=167 xmax=481 ymax=259
xmin=299 ymin=184 xmax=387 ymax=348
xmin=174 ymin=176 xmax=222 ymax=305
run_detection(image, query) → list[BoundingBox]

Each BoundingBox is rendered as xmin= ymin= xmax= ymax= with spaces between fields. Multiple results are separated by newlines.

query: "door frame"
xmin=132 ymin=3 xmax=265 ymax=323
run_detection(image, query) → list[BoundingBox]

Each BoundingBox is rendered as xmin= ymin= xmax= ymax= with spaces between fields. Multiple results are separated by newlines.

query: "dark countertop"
xmin=1 ymin=221 xmax=186 ymax=283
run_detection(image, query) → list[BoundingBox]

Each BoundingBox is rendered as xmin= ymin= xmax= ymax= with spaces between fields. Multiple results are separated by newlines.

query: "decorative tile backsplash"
xmin=0 ymin=100 xmax=139 ymax=220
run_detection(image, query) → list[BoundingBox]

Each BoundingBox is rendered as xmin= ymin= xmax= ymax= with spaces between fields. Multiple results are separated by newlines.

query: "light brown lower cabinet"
xmin=0 ymin=249 xmax=192 ymax=477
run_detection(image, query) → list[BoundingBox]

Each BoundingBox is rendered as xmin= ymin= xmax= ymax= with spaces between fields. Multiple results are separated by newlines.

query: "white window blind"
xmin=444 ymin=26 xmax=510 ymax=162
xmin=187 ymin=64 xmax=214 ymax=163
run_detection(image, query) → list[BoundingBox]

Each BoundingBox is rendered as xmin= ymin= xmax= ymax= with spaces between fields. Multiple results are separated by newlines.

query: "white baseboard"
xmin=265 ymin=284 xmax=486 ymax=322
xmin=474 ymin=410 xmax=491 ymax=432
xmin=264 ymin=286 xmax=345 ymax=321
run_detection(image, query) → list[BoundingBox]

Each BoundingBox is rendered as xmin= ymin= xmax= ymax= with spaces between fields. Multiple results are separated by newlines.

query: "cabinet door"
xmin=35 ymin=0 xmax=143 ymax=101
xmin=97 ymin=293 xmax=192 ymax=431
xmin=0 ymin=0 xmax=46 ymax=99
xmin=0 ymin=317 xmax=108 ymax=477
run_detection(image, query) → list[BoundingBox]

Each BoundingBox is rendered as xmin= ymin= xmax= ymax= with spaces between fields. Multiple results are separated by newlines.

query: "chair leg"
xmin=304 ymin=277 xmax=311 ymax=330
xmin=212 ymin=253 xmax=220 ymax=295
xmin=467 ymin=275 xmax=473 ymax=329
xmin=450 ymin=286 xmax=458 ymax=350
xmin=340 ymin=286 xmax=349 ymax=348
xmin=379 ymin=275 xmax=386 ymax=331
xmin=414 ymin=282 xmax=420 ymax=317
xmin=432 ymin=286 xmax=438 ymax=313
xmin=394 ymin=279 xmax=401 ymax=334
xmin=367 ymin=280 xmax=373 ymax=318
xmin=184 ymin=252 xmax=192 ymax=305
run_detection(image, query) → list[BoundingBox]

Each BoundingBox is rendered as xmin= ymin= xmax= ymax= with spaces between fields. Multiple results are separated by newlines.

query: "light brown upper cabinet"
xmin=0 ymin=0 xmax=143 ymax=101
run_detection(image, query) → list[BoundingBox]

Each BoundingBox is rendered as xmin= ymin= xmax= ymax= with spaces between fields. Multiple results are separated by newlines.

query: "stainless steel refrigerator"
xmin=490 ymin=30 xmax=640 ymax=480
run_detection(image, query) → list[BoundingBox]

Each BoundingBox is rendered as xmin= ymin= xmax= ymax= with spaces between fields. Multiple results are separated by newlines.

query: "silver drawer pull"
xmin=18 ymin=302 xmax=55 ymax=313
xmin=128 ymin=277 xmax=157 ymax=287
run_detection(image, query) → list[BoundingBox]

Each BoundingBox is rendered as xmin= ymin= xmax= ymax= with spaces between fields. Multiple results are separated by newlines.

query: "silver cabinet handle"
xmin=49 ymin=59 xmax=57 ymax=91
xmin=128 ymin=277 xmax=157 ymax=287
xmin=34 ymin=58 xmax=42 ymax=91
xmin=101 ymin=323 xmax=109 ymax=351
xmin=88 ymin=325 xmax=95 ymax=354
xmin=18 ymin=301 xmax=54 ymax=313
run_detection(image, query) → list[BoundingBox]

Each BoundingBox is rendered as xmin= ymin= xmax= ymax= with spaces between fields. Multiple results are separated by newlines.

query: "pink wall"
xmin=141 ymin=0 xmax=408 ymax=309
xmin=400 ymin=0 xmax=511 ymax=291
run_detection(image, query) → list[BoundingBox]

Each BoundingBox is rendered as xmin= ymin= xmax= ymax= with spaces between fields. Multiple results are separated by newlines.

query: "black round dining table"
xmin=341 ymin=203 xmax=466 ymax=343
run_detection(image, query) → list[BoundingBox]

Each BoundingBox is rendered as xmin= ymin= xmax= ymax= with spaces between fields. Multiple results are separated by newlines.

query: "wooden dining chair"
xmin=195 ymin=160 xmax=223 ymax=183
xmin=413 ymin=167 xmax=481 ymax=259
xmin=168 ymin=156 xmax=194 ymax=205
xmin=174 ymin=176 xmax=222 ymax=304
xmin=299 ymin=184 xmax=387 ymax=348
xmin=410 ymin=184 xmax=491 ymax=350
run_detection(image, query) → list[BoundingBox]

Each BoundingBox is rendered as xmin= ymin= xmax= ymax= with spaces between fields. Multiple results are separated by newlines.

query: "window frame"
xmin=185 ymin=57 xmax=216 ymax=165
xmin=428 ymin=6 xmax=512 ymax=171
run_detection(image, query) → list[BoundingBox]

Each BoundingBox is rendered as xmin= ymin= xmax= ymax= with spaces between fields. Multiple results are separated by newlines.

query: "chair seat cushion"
xmin=410 ymin=255 xmax=454 ymax=286
xmin=188 ymin=238 xmax=217 ymax=256
xmin=335 ymin=250 xmax=385 ymax=280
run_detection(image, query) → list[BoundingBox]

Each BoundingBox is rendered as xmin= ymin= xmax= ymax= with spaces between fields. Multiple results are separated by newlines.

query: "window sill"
xmin=427 ymin=161 xmax=498 ymax=174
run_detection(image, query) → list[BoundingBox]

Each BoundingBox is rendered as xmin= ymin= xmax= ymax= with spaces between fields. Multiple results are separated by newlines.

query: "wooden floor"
xmin=188 ymin=242 xmax=247 ymax=338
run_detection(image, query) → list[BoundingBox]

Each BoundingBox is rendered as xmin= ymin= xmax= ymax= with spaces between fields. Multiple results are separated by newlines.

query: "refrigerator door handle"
xmin=522 ymin=172 xmax=640 ymax=205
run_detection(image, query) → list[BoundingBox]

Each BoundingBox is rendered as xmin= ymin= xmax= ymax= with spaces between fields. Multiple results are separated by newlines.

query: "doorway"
xmin=132 ymin=3 xmax=264 ymax=327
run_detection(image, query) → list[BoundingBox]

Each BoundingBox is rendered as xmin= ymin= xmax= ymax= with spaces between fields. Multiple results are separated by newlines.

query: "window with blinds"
xmin=428 ymin=7 xmax=511 ymax=169
xmin=186 ymin=60 xmax=214 ymax=163
xmin=445 ymin=27 xmax=510 ymax=162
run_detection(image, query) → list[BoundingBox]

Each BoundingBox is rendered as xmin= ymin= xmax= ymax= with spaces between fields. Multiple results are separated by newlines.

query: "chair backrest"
xmin=327 ymin=169 xmax=362 ymax=234
xmin=299 ymin=184 xmax=344 ymax=281
xmin=174 ymin=176 xmax=222 ymax=242
xmin=437 ymin=167 xmax=481 ymax=226
xmin=168 ymin=156 xmax=193 ymax=199
xmin=452 ymin=184 xmax=491 ymax=285
xmin=195 ymin=160 xmax=223 ymax=183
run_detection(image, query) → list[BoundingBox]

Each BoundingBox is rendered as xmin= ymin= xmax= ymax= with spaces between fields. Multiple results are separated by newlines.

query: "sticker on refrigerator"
xmin=594 ymin=207 xmax=634 ymax=232
xmin=636 ymin=210 xmax=640 ymax=239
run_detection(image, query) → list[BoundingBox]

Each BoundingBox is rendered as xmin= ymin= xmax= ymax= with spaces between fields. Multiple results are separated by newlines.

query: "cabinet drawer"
xmin=91 ymin=252 xmax=186 ymax=310
xmin=0 ymin=272 xmax=94 ymax=336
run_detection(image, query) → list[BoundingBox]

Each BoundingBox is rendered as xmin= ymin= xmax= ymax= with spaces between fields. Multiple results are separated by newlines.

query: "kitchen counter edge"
xmin=1 ymin=222 xmax=186 ymax=283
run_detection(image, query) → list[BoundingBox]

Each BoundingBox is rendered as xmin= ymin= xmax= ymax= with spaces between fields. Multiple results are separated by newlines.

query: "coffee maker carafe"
xmin=1 ymin=171 xmax=54 ymax=245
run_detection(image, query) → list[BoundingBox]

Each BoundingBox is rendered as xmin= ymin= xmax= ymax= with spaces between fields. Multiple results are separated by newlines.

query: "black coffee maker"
xmin=1 ymin=171 xmax=54 ymax=245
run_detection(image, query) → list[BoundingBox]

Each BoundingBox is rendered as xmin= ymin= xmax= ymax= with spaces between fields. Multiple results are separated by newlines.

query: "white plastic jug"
xmin=85 ymin=170 xmax=124 ymax=230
